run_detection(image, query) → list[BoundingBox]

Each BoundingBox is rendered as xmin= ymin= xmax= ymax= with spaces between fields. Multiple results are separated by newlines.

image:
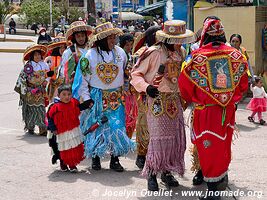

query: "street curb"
xmin=0 ymin=49 xmax=25 ymax=53
xmin=0 ymin=38 xmax=34 ymax=42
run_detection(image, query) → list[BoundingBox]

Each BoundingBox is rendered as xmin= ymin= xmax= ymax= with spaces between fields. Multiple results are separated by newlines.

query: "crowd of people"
xmin=13 ymin=16 xmax=267 ymax=200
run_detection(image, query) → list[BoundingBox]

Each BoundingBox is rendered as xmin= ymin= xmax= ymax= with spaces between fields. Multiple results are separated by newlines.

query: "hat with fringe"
xmin=156 ymin=20 xmax=195 ymax=44
xmin=89 ymin=22 xmax=123 ymax=47
xmin=65 ymin=21 xmax=93 ymax=41
xmin=23 ymin=44 xmax=47 ymax=61
xmin=47 ymin=36 xmax=68 ymax=51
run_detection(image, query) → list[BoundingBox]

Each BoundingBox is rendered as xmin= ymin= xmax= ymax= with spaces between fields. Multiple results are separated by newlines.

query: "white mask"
xmin=41 ymin=32 xmax=46 ymax=36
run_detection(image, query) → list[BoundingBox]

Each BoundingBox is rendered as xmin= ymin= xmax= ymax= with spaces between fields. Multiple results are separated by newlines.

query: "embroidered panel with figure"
xmin=184 ymin=49 xmax=248 ymax=106
xmin=207 ymin=56 xmax=234 ymax=93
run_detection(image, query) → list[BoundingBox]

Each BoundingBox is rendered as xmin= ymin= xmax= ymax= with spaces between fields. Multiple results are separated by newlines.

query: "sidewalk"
xmin=0 ymin=34 xmax=37 ymax=53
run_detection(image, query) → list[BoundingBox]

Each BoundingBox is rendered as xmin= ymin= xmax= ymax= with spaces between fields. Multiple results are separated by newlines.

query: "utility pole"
xmin=50 ymin=0 xmax=53 ymax=29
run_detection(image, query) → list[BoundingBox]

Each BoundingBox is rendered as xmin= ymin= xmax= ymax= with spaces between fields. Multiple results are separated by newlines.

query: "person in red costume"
xmin=47 ymin=84 xmax=93 ymax=172
xmin=178 ymin=18 xmax=249 ymax=200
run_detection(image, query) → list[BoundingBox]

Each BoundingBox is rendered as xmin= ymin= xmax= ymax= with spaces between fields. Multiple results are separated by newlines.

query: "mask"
xmin=41 ymin=32 xmax=46 ymax=36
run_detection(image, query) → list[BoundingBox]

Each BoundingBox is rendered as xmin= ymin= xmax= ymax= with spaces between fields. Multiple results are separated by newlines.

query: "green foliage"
xmin=55 ymin=0 xmax=85 ymax=24
xmin=0 ymin=0 xmax=17 ymax=24
xmin=68 ymin=7 xmax=85 ymax=23
xmin=20 ymin=0 xmax=60 ymax=26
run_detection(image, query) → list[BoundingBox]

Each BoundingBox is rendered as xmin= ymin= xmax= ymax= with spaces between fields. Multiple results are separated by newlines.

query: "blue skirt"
xmin=80 ymin=87 xmax=135 ymax=158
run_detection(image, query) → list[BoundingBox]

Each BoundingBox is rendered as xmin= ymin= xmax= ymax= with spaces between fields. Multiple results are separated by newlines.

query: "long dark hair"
xmin=95 ymin=37 xmax=110 ymax=63
xmin=230 ymin=34 xmax=242 ymax=44
xmin=145 ymin=26 xmax=161 ymax=47
xmin=203 ymin=34 xmax=227 ymax=46
xmin=164 ymin=42 xmax=175 ymax=52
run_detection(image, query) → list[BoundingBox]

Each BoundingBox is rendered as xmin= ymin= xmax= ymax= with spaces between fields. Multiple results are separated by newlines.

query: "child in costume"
xmin=14 ymin=44 xmax=51 ymax=135
xmin=47 ymin=84 xmax=94 ymax=172
xmin=45 ymin=36 xmax=67 ymax=102
xmin=247 ymin=77 xmax=267 ymax=125
xmin=119 ymin=33 xmax=138 ymax=139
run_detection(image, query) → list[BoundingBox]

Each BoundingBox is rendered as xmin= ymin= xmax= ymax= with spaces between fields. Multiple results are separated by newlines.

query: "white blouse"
xmin=251 ymin=85 xmax=267 ymax=98
xmin=78 ymin=45 xmax=127 ymax=101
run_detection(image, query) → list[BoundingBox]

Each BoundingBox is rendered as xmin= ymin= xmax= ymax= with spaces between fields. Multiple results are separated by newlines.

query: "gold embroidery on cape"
xmin=96 ymin=63 xmax=119 ymax=84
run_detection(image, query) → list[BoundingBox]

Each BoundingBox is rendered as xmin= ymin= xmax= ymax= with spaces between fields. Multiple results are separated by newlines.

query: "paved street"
xmin=0 ymin=42 xmax=266 ymax=200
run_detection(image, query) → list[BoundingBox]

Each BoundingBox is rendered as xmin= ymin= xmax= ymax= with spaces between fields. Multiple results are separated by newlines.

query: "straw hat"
xmin=65 ymin=21 xmax=93 ymax=41
xmin=89 ymin=22 xmax=123 ymax=47
xmin=156 ymin=20 xmax=195 ymax=44
xmin=23 ymin=44 xmax=47 ymax=61
xmin=47 ymin=36 xmax=68 ymax=51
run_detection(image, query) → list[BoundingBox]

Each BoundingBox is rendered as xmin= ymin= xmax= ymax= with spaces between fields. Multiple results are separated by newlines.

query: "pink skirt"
xmin=246 ymin=98 xmax=267 ymax=112
xmin=142 ymin=95 xmax=186 ymax=177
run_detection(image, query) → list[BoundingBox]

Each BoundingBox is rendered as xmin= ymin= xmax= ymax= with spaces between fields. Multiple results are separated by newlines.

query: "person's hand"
xmin=146 ymin=85 xmax=159 ymax=98
xmin=47 ymin=70 xmax=54 ymax=77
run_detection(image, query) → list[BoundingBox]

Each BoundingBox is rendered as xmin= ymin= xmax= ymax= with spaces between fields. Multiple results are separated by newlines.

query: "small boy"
xmin=47 ymin=84 xmax=93 ymax=172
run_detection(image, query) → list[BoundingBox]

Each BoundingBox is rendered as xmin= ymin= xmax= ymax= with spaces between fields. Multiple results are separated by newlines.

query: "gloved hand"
xmin=79 ymin=99 xmax=95 ymax=110
xmin=146 ymin=85 xmax=159 ymax=98
xmin=47 ymin=70 xmax=54 ymax=77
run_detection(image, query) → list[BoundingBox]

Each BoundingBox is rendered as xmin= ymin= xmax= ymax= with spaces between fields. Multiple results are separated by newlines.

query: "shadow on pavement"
xmin=17 ymin=133 xmax=47 ymax=145
xmin=236 ymin=124 xmax=260 ymax=132
xmin=48 ymin=168 xmax=143 ymax=187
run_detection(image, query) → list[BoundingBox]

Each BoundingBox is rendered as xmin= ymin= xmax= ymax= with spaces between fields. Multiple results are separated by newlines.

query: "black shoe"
xmin=110 ymin=156 xmax=124 ymax=172
xmin=92 ymin=156 xmax=101 ymax=170
xmin=260 ymin=119 xmax=266 ymax=125
xmin=60 ymin=160 xmax=68 ymax=172
xmin=193 ymin=170 xmax=204 ymax=185
xmin=161 ymin=172 xmax=179 ymax=187
xmin=136 ymin=155 xmax=146 ymax=169
xmin=69 ymin=166 xmax=78 ymax=173
xmin=216 ymin=175 xmax=228 ymax=191
xmin=248 ymin=116 xmax=254 ymax=122
xmin=199 ymin=195 xmax=221 ymax=200
xmin=148 ymin=174 xmax=159 ymax=191
xmin=27 ymin=129 xmax=34 ymax=135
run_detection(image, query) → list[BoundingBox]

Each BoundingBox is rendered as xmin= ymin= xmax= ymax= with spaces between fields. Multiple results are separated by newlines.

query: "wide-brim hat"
xmin=156 ymin=20 xmax=195 ymax=44
xmin=65 ymin=21 xmax=93 ymax=41
xmin=23 ymin=44 xmax=47 ymax=61
xmin=47 ymin=36 xmax=68 ymax=50
xmin=132 ymin=32 xmax=145 ymax=54
xmin=89 ymin=22 xmax=123 ymax=47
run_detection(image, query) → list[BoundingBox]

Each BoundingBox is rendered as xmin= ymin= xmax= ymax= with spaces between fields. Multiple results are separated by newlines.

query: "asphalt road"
xmin=0 ymin=48 xmax=266 ymax=200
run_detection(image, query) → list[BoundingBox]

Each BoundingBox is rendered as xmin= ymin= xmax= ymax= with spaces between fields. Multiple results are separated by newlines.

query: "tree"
xmin=20 ymin=0 xmax=60 ymax=27
xmin=55 ymin=0 xmax=85 ymax=24
xmin=0 ymin=0 xmax=18 ymax=24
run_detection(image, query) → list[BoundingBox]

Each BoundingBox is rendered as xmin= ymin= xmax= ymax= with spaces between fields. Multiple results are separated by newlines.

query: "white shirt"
xmin=30 ymin=61 xmax=50 ymax=81
xmin=78 ymin=45 xmax=127 ymax=101
xmin=251 ymin=85 xmax=267 ymax=98
xmin=59 ymin=46 xmax=87 ymax=77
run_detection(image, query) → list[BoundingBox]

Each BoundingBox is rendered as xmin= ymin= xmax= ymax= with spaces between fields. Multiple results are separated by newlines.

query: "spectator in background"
xmin=9 ymin=18 xmax=16 ymax=34
xmin=37 ymin=27 xmax=52 ymax=45
xmin=31 ymin=23 xmax=39 ymax=35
